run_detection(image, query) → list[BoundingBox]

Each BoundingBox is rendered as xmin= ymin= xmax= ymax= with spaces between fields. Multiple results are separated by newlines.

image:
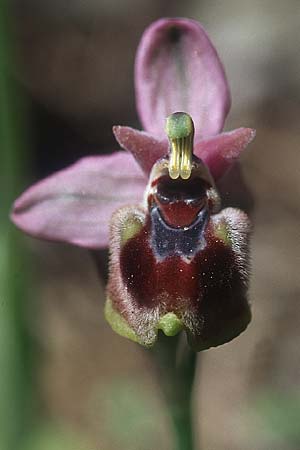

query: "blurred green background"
xmin=1 ymin=0 xmax=300 ymax=449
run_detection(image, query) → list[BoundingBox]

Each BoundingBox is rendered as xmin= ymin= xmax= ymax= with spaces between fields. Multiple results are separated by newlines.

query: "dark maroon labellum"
xmin=107 ymin=157 xmax=251 ymax=350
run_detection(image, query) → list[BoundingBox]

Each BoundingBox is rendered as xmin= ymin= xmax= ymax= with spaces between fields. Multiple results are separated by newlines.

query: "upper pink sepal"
xmin=11 ymin=152 xmax=147 ymax=249
xmin=195 ymin=128 xmax=256 ymax=180
xmin=113 ymin=125 xmax=168 ymax=175
xmin=135 ymin=18 xmax=231 ymax=141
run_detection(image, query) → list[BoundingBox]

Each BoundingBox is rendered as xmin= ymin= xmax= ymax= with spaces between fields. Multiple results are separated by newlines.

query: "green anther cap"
xmin=165 ymin=112 xmax=195 ymax=180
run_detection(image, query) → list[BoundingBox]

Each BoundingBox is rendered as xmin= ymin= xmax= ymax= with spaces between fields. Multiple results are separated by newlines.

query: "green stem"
xmin=151 ymin=334 xmax=197 ymax=450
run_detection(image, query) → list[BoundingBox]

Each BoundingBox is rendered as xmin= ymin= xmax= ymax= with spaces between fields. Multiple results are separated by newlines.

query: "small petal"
xmin=135 ymin=18 xmax=230 ymax=141
xmin=113 ymin=125 xmax=168 ymax=175
xmin=195 ymin=128 xmax=256 ymax=180
xmin=11 ymin=152 xmax=147 ymax=249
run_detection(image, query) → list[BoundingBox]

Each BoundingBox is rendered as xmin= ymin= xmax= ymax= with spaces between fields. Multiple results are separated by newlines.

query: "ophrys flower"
xmin=11 ymin=18 xmax=255 ymax=350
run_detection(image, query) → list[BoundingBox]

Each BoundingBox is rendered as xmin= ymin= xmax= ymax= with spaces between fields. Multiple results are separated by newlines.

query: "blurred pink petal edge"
xmin=135 ymin=17 xmax=231 ymax=140
xmin=11 ymin=152 xmax=147 ymax=249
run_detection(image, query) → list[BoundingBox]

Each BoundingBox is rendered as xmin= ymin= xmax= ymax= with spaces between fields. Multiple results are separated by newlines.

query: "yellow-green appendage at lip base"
xmin=105 ymin=298 xmax=183 ymax=346
xmin=105 ymin=297 xmax=140 ymax=344
xmin=157 ymin=312 xmax=183 ymax=336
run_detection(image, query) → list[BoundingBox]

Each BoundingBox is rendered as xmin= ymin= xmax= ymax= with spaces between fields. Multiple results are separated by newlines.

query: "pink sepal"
xmin=11 ymin=152 xmax=147 ymax=249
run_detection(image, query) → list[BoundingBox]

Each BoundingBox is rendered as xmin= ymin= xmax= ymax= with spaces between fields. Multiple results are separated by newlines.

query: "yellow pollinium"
xmin=165 ymin=112 xmax=195 ymax=180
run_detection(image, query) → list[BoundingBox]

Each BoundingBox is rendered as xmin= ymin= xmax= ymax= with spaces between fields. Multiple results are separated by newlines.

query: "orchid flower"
xmin=11 ymin=18 xmax=255 ymax=351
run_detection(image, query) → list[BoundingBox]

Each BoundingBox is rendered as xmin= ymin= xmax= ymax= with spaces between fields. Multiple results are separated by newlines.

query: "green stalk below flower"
xmin=150 ymin=334 xmax=197 ymax=450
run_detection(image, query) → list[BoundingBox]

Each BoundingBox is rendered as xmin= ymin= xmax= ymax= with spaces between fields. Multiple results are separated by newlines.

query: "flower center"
xmin=147 ymin=112 xmax=220 ymax=230
xmin=154 ymin=174 xmax=209 ymax=228
xmin=165 ymin=112 xmax=194 ymax=180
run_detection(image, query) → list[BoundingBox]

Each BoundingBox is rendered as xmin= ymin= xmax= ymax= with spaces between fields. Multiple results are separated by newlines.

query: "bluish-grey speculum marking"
xmin=150 ymin=206 xmax=208 ymax=260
